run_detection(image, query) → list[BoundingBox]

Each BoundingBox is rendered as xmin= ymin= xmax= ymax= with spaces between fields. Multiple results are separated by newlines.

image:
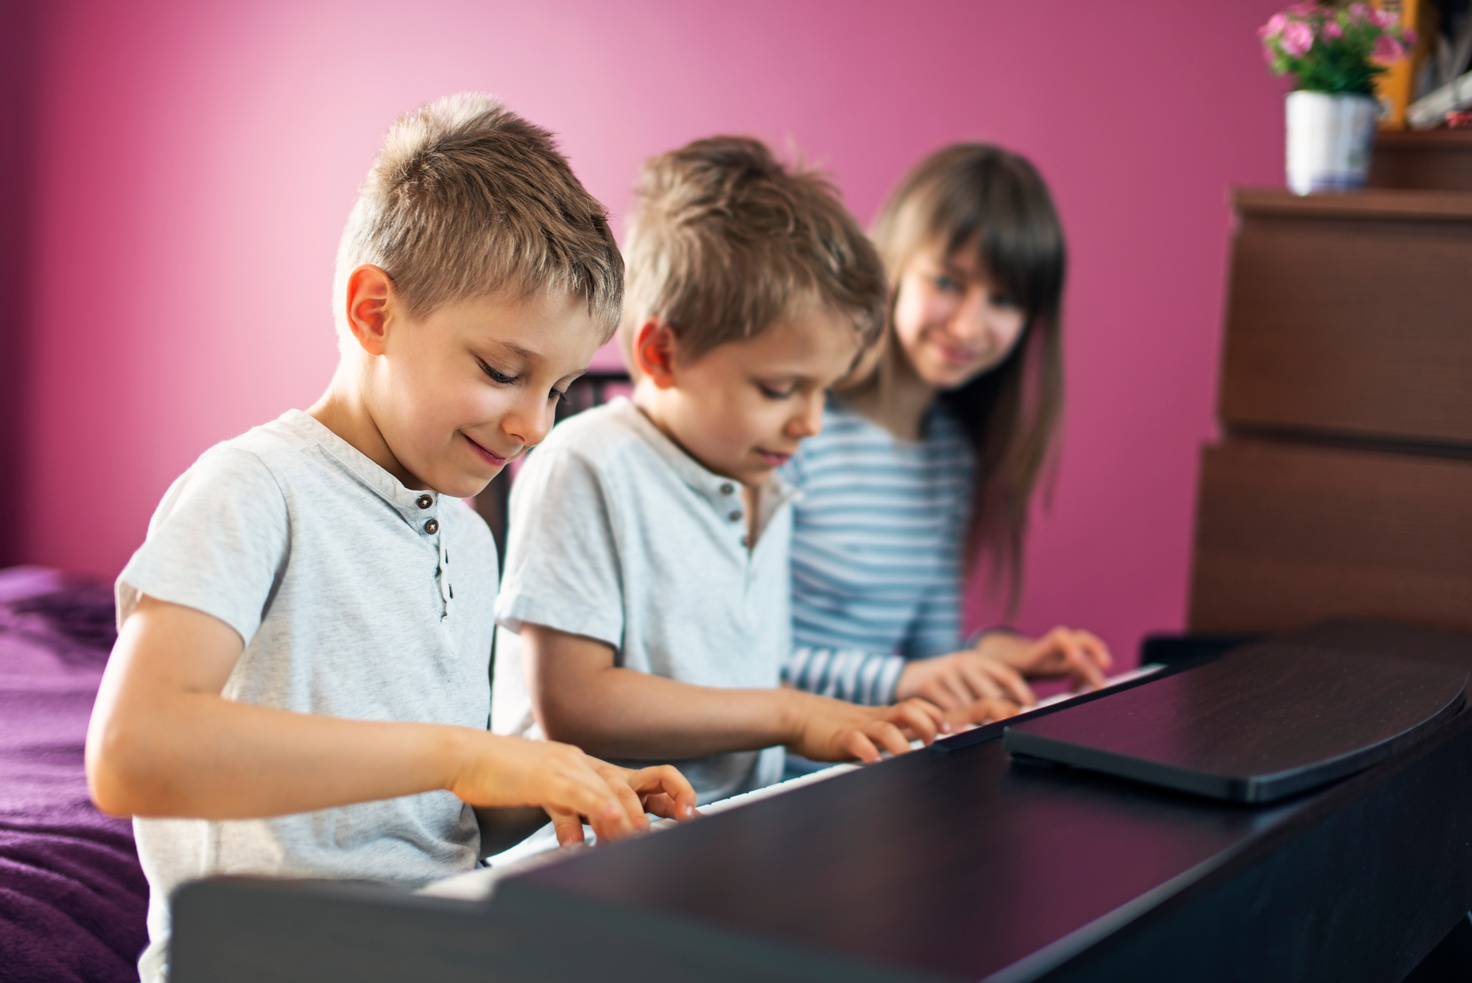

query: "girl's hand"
xmin=945 ymin=696 xmax=1025 ymax=730
xmin=896 ymin=650 xmax=1037 ymax=710
xmin=785 ymin=692 xmax=947 ymax=763
xmin=976 ymin=627 xmax=1113 ymax=691
xmin=447 ymin=733 xmax=696 ymax=846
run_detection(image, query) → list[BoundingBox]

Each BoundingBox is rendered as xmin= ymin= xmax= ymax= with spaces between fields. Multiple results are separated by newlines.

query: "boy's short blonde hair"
xmin=334 ymin=93 xmax=623 ymax=345
xmin=620 ymin=137 xmax=886 ymax=368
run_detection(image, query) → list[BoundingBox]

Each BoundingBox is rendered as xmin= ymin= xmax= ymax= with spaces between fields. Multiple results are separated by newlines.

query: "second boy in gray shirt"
xmin=494 ymin=397 xmax=791 ymax=801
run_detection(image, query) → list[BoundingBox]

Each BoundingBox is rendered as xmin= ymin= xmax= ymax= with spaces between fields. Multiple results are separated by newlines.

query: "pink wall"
xmin=18 ymin=0 xmax=1287 ymax=662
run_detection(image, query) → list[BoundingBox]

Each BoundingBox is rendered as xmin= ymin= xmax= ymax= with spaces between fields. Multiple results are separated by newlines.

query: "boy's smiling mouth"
xmin=754 ymin=448 xmax=793 ymax=468
xmin=465 ymin=433 xmax=513 ymax=467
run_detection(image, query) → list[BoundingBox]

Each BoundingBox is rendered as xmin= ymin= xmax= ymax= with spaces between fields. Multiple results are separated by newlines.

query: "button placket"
xmin=412 ymin=493 xmax=450 ymax=617
xmin=439 ymin=539 xmax=454 ymax=614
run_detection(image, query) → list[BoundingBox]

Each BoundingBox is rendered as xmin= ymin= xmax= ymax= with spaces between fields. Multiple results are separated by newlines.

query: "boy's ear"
xmin=632 ymin=319 xmax=679 ymax=389
xmin=344 ymin=265 xmax=396 ymax=356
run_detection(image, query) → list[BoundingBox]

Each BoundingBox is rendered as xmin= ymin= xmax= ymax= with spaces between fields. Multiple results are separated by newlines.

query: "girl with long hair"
xmin=783 ymin=144 xmax=1111 ymax=720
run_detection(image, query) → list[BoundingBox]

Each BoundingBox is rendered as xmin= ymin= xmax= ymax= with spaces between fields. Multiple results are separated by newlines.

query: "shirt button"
xmin=424 ymin=519 xmax=440 ymax=535
xmin=720 ymin=483 xmax=734 ymax=495
xmin=416 ymin=495 xmax=433 ymax=509
xmin=728 ymin=510 xmax=742 ymax=522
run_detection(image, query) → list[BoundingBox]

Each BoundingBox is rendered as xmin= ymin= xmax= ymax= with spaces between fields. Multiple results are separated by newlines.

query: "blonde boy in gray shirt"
xmin=494 ymin=138 xmax=947 ymax=803
xmin=85 ymin=94 xmax=695 ymax=983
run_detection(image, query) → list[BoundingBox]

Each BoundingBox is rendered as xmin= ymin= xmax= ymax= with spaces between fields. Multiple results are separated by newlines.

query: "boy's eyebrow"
xmin=475 ymin=340 xmax=552 ymax=368
xmin=478 ymin=339 xmax=587 ymax=386
xmin=498 ymin=342 xmax=543 ymax=364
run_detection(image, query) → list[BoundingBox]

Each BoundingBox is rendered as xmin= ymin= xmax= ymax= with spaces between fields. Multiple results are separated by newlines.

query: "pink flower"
xmin=1288 ymin=1 xmax=1320 ymax=15
xmin=1374 ymin=33 xmax=1406 ymax=60
xmin=1259 ymin=12 xmax=1289 ymax=39
xmin=1403 ymin=28 xmax=1418 ymax=45
xmin=1281 ymin=20 xmax=1314 ymax=56
xmin=1323 ymin=19 xmax=1343 ymax=38
xmin=1347 ymin=2 xmax=1372 ymax=22
xmin=1369 ymin=8 xmax=1397 ymax=28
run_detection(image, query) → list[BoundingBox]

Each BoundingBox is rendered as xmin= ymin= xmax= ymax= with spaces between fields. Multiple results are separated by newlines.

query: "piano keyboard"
xmin=419 ymin=664 xmax=1164 ymax=902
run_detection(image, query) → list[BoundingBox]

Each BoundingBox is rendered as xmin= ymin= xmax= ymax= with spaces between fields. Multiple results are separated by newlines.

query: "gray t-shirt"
xmin=493 ymin=397 xmax=790 ymax=803
xmin=117 ymin=410 xmax=497 ymax=982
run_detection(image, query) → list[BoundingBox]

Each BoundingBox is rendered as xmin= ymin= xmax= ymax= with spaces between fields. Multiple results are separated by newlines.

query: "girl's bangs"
xmin=921 ymin=162 xmax=1065 ymax=322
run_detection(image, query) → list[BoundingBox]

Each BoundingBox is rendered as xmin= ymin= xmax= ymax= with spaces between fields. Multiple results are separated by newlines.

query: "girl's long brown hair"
xmin=866 ymin=144 xmax=1066 ymax=615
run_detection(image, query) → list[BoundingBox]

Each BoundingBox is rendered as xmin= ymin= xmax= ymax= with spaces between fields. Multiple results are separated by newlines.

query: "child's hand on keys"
xmin=945 ymin=695 xmax=1025 ymax=730
xmin=975 ymin=627 xmax=1113 ymax=692
xmin=896 ymin=650 xmax=1037 ymax=711
xmin=447 ymin=733 xmax=697 ymax=847
xmin=785 ymin=692 xmax=947 ymax=763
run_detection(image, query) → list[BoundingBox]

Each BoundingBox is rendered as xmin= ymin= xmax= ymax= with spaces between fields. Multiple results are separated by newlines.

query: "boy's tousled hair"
xmin=868 ymin=143 xmax=1067 ymax=615
xmin=620 ymin=136 xmax=886 ymax=367
xmin=335 ymin=93 xmax=623 ymax=343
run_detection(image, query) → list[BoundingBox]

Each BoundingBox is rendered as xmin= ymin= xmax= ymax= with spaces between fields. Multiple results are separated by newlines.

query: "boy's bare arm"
xmin=522 ymin=623 xmax=947 ymax=764
xmin=86 ymin=596 xmax=695 ymax=844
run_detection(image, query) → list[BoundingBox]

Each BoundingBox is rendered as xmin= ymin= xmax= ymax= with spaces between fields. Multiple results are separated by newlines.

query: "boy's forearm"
xmin=87 ymin=596 xmax=481 ymax=819
xmin=534 ymin=659 xmax=802 ymax=760
xmin=89 ymin=690 xmax=475 ymax=819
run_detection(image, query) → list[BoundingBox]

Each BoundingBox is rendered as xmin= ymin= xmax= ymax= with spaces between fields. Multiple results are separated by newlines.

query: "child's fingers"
xmin=547 ymin=806 xmax=588 ymax=848
xmin=639 ymin=792 xmax=692 ymax=822
xmin=956 ymin=696 xmax=1019 ymax=726
xmin=964 ymin=659 xmax=1033 ymax=707
xmin=1077 ymin=630 xmax=1113 ymax=671
xmin=546 ymin=761 xmax=632 ymax=837
xmin=599 ymin=774 xmax=651 ymax=838
xmin=1058 ymin=631 xmax=1107 ymax=690
xmin=866 ymin=719 xmax=913 ymax=757
xmin=891 ymin=699 xmax=942 ymax=744
xmin=625 ymin=765 xmax=699 ymax=820
xmin=839 ymin=729 xmax=883 ymax=763
xmin=946 ymin=670 xmax=985 ymax=708
xmin=981 ymin=658 xmax=1036 ymax=706
xmin=984 ymin=697 xmax=1022 ymax=722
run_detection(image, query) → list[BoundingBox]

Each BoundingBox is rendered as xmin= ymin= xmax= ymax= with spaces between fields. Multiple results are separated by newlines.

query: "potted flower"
xmin=1260 ymin=2 xmax=1415 ymax=194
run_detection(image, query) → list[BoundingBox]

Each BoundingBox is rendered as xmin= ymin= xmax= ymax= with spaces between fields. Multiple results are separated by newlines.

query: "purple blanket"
xmin=0 ymin=568 xmax=147 ymax=982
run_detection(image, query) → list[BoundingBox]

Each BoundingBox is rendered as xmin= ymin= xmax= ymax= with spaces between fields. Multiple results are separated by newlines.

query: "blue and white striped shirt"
xmin=783 ymin=398 xmax=974 ymax=705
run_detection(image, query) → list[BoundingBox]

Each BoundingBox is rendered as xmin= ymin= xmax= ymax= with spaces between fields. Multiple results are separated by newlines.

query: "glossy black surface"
xmin=1003 ymin=643 xmax=1468 ymax=802
xmin=171 ymin=622 xmax=1472 ymax=983
xmin=497 ymin=622 xmax=1472 ymax=981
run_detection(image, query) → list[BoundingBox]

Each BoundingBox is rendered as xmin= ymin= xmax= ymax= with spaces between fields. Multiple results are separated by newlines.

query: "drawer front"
xmin=1220 ymin=210 xmax=1472 ymax=446
xmin=1189 ymin=437 xmax=1472 ymax=633
xmin=1369 ymin=131 xmax=1472 ymax=193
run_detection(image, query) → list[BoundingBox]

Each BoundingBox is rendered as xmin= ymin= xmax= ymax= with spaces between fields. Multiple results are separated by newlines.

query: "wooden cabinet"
xmin=1189 ymin=143 xmax=1472 ymax=634
xmin=1192 ymin=437 xmax=1472 ymax=631
xmin=1218 ymin=191 xmax=1472 ymax=445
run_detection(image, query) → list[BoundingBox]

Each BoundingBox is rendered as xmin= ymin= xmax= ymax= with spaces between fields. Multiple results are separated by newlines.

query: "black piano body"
xmin=171 ymin=620 xmax=1472 ymax=982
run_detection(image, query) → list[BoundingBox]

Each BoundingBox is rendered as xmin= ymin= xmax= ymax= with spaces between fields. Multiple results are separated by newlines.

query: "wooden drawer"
xmin=1189 ymin=436 xmax=1472 ymax=633
xmin=1369 ymin=130 xmax=1472 ymax=193
xmin=1219 ymin=189 xmax=1472 ymax=447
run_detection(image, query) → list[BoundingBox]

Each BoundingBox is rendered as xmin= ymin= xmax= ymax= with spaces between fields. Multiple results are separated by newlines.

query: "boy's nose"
xmin=788 ymin=391 xmax=825 ymax=438
xmin=504 ymin=397 xmax=555 ymax=449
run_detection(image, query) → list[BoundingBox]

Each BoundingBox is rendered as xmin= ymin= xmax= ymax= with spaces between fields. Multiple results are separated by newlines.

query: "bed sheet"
xmin=0 ymin=567 xmax=147 ymax=982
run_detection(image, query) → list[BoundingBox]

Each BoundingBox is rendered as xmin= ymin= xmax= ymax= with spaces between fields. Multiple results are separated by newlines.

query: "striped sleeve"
xmin=784 ymin=399 xmax=976 ymax=705
xmin=782 ymin=646 xmax=907 ymax=706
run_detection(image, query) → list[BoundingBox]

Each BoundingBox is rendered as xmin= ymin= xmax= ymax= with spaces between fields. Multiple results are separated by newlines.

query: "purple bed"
xmin=0 ymin=567 xmax=148 ymax=982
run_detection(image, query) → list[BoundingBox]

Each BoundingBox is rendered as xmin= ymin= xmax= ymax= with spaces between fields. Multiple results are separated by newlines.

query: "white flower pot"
xmin=1285 ymin=92 xmax=1379 ymax=194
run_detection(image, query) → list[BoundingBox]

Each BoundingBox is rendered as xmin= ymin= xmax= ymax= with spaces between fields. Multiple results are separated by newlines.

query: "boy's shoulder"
xmin=180 ymin=411 xmax=325 ymax=489
xmin=528 ymin=397 xmax=664 ymax=474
